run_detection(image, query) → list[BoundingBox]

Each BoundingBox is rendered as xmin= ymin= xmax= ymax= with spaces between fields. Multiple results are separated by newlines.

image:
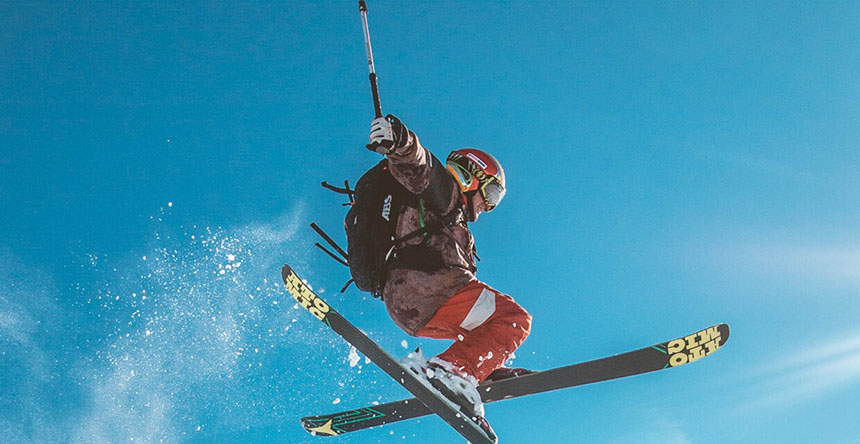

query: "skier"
xmin=367 ymin=114 xmax=532 ymax=437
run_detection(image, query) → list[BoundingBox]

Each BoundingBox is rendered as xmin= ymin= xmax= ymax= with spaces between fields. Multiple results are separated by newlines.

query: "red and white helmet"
xmin=446 ymin=148 xmax=506 ymax=211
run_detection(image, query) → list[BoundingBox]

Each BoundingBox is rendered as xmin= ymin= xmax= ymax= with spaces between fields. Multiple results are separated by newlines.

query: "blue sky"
xmin=2 ymin=1 xmax=859 ymax=443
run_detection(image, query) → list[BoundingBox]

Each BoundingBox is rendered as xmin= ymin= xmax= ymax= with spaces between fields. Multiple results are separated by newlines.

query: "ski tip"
xmin=718 ymin=323 xmax=731 ymax=346
xmin=662 ymin=323 xmax=731 ymax=369
xmin=281 ymin=264 xmax=295 ymax=283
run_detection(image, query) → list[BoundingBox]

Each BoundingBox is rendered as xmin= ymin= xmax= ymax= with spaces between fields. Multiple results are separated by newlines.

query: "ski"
xmin=281 ymin=264 xmax=496 ymax=444
xmin=301 ymin=323 xmax=730 ymax=436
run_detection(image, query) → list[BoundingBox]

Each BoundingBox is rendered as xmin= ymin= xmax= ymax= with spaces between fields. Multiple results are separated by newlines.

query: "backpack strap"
xmin=384 ymin=200 xmax=464 ymax=251
xmin=320 ymin=180 xmax=355 ymax=206
xmin=381 ymin=200 xmax=468 ymax=276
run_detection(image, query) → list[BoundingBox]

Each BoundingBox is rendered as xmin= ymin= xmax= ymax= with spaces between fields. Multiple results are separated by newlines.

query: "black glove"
xmin=366 ymin=114 xmax=409 ymax=155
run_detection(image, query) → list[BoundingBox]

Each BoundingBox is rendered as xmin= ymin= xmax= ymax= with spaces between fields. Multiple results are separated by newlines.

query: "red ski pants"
xmin=416 ymin=281 xmax=531 ymax=383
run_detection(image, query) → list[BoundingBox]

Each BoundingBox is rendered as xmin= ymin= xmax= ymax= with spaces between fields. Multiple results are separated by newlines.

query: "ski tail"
xmin=302 ymin=406 xmax=409 ymax=437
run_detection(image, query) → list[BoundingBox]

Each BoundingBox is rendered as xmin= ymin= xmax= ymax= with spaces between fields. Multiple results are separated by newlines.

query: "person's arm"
xmin=367 ymin=115 xmax=458 ymax=214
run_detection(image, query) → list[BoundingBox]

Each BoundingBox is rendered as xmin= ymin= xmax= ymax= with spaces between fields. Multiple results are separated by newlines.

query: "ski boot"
xmin=400 ymin=350 xmax=497 ymax=442
xmin=425 ymin=360 xmax=497 ymax=442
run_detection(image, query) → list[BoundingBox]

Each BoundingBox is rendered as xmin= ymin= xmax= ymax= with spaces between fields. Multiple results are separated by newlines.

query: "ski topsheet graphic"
xmin=281 ymin=264 xmax=496 ymax=444
xmin=301 ymin=322 xmax=730 ymax=436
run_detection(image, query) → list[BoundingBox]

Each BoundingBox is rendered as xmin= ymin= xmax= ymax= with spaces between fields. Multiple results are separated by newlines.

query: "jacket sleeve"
xmin=387 ymin=130 xmax=459 ymax=215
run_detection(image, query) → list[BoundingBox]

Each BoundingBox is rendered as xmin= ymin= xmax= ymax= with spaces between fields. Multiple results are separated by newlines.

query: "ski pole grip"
xmin=370 ymin=73 xmax=382 ymax=118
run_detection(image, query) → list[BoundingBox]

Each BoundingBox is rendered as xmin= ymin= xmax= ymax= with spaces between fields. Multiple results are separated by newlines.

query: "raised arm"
xmin=367 ymin=115 xmax=459 ymax=214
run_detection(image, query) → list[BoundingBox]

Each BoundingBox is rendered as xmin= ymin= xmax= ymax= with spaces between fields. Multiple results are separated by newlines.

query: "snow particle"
xmin=348 ymin=347 xmax=361 ymax=367
xmin=332 ymin=398 xmax=341 ymax=405
xmin=401 ymin=340 xmax=408 ymax=349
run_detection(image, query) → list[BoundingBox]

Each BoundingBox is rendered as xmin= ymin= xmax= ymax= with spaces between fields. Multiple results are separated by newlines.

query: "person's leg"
xmin=416 ymin=281 xmax=531 ymax=383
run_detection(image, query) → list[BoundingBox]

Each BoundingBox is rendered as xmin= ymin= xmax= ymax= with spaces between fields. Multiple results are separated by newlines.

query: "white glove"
xmin=368 ymin=117 xmax=395 ymax=154
xmin=366 ymin=114 xmax=408 ymax=155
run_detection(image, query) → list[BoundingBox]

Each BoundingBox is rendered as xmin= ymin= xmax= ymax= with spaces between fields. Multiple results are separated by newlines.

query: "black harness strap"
xmin=384 ymin=207 xmax=463 ymax=250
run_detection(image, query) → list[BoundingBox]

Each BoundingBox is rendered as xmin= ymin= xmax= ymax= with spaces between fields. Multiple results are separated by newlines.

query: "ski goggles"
xmin=447 ymin=161 xmax=506 ymax=211
xmin=479 ymin=177 xmax=505 ymax=211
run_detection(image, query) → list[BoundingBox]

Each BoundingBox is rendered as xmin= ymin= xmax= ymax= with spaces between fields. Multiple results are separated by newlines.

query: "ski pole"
xmin=359 ymin=1 xmax=383 ymax=118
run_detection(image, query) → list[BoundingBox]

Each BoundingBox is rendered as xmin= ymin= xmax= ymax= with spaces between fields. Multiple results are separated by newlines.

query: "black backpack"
xmin=313 ymin=159 xmax=462 ymax=298
xmin=345 ymin=159 xmax=410 ymax=295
